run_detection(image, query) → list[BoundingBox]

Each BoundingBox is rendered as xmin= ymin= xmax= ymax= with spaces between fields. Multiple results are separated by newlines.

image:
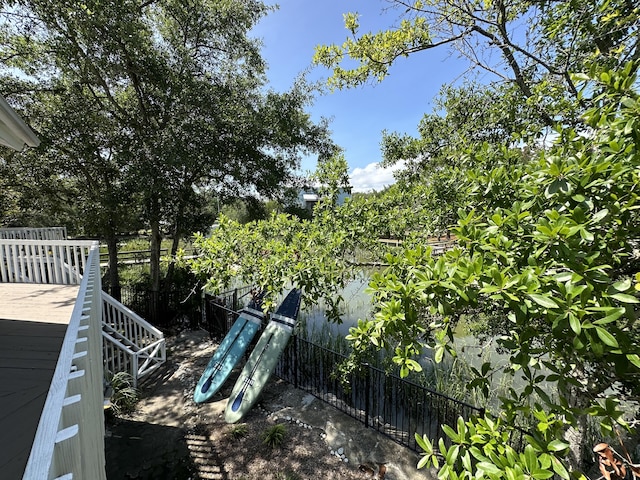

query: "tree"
xmin=351 ymin=65 xmax=640 ymax=475
xmin=187 ymin=2 xmax=640 ymax=476
xmin=190 ymin=64 xmax=640 ymax=478
xmin=313 ymin=0 xmax=640 ymax=126
xmin=381 ymin=82 xmax=542 ymax=177
xmin=312 ymin=150 xmax=351 ymax=206
xmin=0 ymin=0 xmax=335 ymax=294
xmin=311 ymin=0 xmax=640 ymax=473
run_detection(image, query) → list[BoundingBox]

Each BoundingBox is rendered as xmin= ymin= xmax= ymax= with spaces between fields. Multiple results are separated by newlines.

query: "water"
xmin=293 ymin=274 xmax=537 ymax=410
xmin=297 ymin=273 xmax=373 ymax=340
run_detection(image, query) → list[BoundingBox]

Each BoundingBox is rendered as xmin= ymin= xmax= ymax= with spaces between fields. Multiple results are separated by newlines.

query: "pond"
xmin=293 ymin=273 xmax=547 ymax=412
xmin=297 ymin=272 xmax=373 ymax=340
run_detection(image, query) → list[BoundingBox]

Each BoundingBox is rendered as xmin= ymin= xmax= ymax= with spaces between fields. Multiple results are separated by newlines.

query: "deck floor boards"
xmin=0 ymin=283 xmax=78 ymax=480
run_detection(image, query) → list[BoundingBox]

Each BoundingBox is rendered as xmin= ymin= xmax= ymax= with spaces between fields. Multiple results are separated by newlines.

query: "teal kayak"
xmin=193 ymin=295 xmax=265 ymax=404
xmin=225 ymin=288 xmax=302 ymax=423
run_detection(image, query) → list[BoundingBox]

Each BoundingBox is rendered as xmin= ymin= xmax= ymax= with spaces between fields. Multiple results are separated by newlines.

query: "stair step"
xmin=183 ymin=431 xmax=226 ymax=479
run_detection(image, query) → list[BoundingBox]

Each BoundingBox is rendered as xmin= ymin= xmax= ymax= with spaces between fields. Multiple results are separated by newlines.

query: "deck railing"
xmin=0 ymin=226 xmax=67 ymax=240
xmin=22 ymin=243 xmax=107 ymax=479
xmin=0 ymin=228 xmax=167 ymax=478
xmin=0 ymin=238 xmax=94 ymax=284
xmin=102 ymin=292 xmax=166 ymax=387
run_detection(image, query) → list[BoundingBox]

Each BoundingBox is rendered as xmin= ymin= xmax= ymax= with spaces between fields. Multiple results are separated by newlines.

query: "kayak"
xmin=193 ymin=292 xmax=265 ymax=404
xmin=224 ymin=288 xmax=302 ymax=423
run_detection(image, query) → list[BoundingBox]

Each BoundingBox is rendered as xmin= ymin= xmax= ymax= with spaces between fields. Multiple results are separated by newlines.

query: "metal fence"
xmin=275 ymin=335 xmax=484 ymax=452
xmin=203 ymin=288 xmax=485 ymax=453
xmin=111 ymin=284 xmax=202 ymax=329
xmin=203 ymin=285 xmax=256 ymax=338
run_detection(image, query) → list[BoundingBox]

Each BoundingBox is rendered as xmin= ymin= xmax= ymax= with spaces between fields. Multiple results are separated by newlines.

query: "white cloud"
xmin=349 ymin=161 xmax=404 ymax=193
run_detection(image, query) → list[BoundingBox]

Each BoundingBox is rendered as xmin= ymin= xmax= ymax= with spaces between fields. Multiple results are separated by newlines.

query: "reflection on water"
xmin=293 ymin=273 xmax=544 ymax=411
xmin=297 ymin=273 xmax=373 ymax=339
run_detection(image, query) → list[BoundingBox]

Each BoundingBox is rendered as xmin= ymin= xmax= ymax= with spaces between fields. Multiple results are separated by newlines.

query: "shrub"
xmin=275 ymin=470 xmax=302 ymax=480
xmin=261 ymin=423 xmax=287 ymax=448
xmin=109 ymin=371 xmax=139 ymax=415
xmin=229 ymin=423 xmax=248 ymax=440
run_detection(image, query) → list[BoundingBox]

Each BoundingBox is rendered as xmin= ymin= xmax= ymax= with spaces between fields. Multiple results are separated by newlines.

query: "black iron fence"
xmin=109 ymin=284 xmax=202 ymax=329
xmin=276 ymin=336 xmax=484 ymax=452
xmin=110 ymin=284 xmax=526 ymax=453
xmin=203 ymin=285 xmax=256 ymax=338
xmin=203 ymin=287 xmax=485 ymax=454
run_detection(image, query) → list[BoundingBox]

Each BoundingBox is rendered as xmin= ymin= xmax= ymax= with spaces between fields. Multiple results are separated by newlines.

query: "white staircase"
xmin=102 ymin=292 xmax=166 ymax=387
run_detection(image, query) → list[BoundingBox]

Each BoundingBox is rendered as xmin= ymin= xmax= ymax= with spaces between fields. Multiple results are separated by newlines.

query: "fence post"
xmin=201 ymin=290 xmax=206 ymax=332
xmin=233 ymin=288 xmax=238 ymax=312
xmin=364 ymin=362 xmax=370 ymax=428
xmin=293 ymin=336 xmax=298 ymax=389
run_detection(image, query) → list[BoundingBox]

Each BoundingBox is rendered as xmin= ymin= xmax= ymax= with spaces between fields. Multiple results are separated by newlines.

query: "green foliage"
xmin=229 ymin=423 xmax=248 ymax=440
xmin=382 ymin=82 xmax=543 ymax=180
xmin=188 ymin=3 xmax=640 ymax=477
xmin=220 ymin=197 xmax=268 ymax=224
xmin=188 ymin=209 xmax=362 ymax=319
xmin=313 ymin=0 xmax=639 ymax=126
xmin=416 ymin=412 xmax=572 ymax=480
xmin=352 ymin=64 xmax=640 ymax=475
xmin=274 ymin=471 xmax=302 ymax=480
xmin=109 ymin=372 xmax=139 ymax=416
xmin=312 ymin=151 xmax=351 ymax=209
xmin=0 ymin=0 xmax=335 ymax=291
xmin=261 ymin=423 xmax=287 ymax=448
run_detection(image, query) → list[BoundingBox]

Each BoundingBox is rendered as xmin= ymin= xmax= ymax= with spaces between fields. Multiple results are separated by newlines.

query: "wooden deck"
xmin=0 ymin=283 xmax=79 ymax=480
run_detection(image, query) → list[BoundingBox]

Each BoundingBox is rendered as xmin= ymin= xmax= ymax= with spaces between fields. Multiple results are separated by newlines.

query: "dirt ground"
xmin=105 ymin=329 xmax=427 ymax=480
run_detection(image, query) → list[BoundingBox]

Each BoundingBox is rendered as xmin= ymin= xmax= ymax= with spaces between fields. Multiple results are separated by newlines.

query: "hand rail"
xmin=0 ymin=226 xmax=67 ymax=240
xmin=22 ymin=243 xmax=106 ymax=479
xmin=0 ymin=239 xmax=95 ymax=284
xmin=102 ymin=292 xmax=166 ymax=387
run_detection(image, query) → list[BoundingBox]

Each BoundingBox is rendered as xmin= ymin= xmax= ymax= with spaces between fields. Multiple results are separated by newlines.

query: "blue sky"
xmin=251 ymin=0 xmax=470 ymax=192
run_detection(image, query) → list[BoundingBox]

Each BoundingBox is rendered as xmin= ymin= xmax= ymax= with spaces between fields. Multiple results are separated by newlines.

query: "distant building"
xmin=295 ymin=187 xmax=351 ymax=212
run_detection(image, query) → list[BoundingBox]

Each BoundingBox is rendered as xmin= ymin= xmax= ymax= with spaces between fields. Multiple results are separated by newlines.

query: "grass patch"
xmin=274 ymin=471 xmax=302 ymax=480
xmin=109 ymin=372 xmax=139 ymax=415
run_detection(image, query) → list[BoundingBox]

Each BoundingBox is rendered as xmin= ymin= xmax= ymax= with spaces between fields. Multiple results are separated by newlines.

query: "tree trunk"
xmin=165 ymin=204 xmax=183 ymax=289
xmin=565 ymin=416 xmax=588 ymax=470
xmin=149 ymin=218 xmax=162 ymax=293
xmin=106 ymin=233 xmax=121 ymax=301
xmin=148 ymin=218 xmax=162 ymax=325
xmin=564 ymin=370 xmax=593 ymax=470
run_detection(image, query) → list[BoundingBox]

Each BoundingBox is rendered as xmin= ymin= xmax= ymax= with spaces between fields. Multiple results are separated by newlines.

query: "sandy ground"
xmin=105 ymin=329 xmax=430 ymax=480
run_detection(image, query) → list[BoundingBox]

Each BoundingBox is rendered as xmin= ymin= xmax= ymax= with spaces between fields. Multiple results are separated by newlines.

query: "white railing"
xmin=3 ymin=230 xmax=166 ymax=478
xmin=102 ymin=292 xmax=166 ymax=387
xmin=0 ymin=226 xmax=67 ymax=240
xmin=379 ymin=237 xmax=456 ymax=255
xmin=0 ymin=239 xmax=95 ymax=284
xmin=22 ymin=243 xmax=106 ymax=480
